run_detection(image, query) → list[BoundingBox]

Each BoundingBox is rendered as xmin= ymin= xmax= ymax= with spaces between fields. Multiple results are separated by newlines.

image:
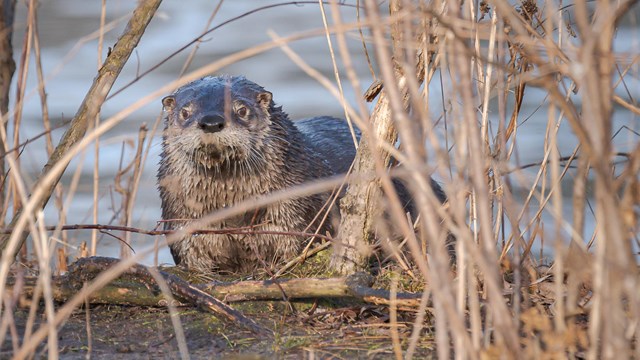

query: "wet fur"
xmin=158 ymin=76 xmax=357 ymax=273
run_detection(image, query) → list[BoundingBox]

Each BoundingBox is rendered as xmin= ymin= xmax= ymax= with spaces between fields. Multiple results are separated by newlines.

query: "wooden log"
xmin=6 ymin=257 xmax=427 ymax=309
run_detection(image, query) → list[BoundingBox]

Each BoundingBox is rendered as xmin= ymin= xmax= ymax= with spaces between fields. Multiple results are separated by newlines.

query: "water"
xmin=8 ymin=1 xmax=639 ymax=266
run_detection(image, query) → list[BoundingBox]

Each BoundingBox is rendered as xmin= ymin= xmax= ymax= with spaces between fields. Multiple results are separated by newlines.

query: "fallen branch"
xmin=7 ymin=256 xmax=428 ymax=312
xmin=55 ymin=257 xmax=271 ymax=337
xmin=0 ymin=223 xmax=333 ymax=242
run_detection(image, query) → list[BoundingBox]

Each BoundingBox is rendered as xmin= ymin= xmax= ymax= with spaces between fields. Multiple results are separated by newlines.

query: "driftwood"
xmin=6 ymin=257 xmax=429 ymax=330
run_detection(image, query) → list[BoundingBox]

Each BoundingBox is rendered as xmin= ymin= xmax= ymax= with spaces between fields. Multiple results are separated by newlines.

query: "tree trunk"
xmin=0 ymin=0 xmax=17 ymax=227
xmin=330 ymin=92 xmax=399 ymax=273
xmin=330 ymin=1 xmax=411 ymax=274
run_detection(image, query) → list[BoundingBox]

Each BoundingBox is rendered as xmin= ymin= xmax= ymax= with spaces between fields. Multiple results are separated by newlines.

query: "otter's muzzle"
xmin=198 ymin=115 xmax=225 ymax=133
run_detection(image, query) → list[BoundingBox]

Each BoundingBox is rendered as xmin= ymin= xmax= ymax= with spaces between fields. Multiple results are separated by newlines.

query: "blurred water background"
xmin=8 ymin=1 xmax=639 ymax=266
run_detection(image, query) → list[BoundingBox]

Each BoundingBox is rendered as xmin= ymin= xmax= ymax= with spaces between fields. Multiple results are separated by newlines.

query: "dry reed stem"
xmin=31 ymin=0 xmax=70 ymax=256
xmin=8 ymin=0 xmax=34 ymax=263
xmin=389 ymin=275 xmax=402 ymax=360
xmin=318 ymin=0 xmax=359 ymax=150
xmin=82 ymin=288 xmax=92 ymax=358
xmin=0 ymin=289 xmax=19 ymax=352
xmin=328 ymin=0 xmax=370 ymax=134
xmin=91 ymin=0 xmax=108 ymax=257
xmin=32 ymin=212 xmax=58 ymax=358
xmin=577 ymin=2 xmax=637 ymax=357
xmin=31 ymin=7 xmax=51 ymax=156
xmin=119 ymin=126 xmax=148 ymax=259
xmin=146 ymin=266 xmax=191 ymax=359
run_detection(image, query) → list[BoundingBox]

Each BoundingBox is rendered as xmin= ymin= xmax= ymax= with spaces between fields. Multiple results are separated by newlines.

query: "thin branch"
xmin=107 ymin=1 xmax=359 ymax=100
xmin=0 ymin=223 xmax=335 ymax=242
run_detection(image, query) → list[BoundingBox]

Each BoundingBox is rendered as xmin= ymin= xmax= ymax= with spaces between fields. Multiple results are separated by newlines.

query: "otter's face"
xmin=161 ymin=76 xmax=273 ymax=169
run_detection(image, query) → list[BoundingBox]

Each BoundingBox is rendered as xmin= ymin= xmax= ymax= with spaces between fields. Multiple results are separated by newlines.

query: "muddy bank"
xmin=4 ymin=302 xmax=436 ymax=359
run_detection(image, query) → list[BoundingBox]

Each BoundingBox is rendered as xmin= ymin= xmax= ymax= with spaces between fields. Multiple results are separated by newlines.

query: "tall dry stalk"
xmin=91 ymin=0 xmax=108 ymax=257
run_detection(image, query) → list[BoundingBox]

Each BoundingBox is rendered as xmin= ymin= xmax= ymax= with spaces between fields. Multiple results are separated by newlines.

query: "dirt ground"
xmin=3 ymin=300 xmax=437 ymax=359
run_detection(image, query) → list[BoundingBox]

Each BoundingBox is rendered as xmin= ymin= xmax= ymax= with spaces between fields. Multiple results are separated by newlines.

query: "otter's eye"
xmin=180 ymin=108 xmax=190 ymax=120
xmin=236 ymin=105 xmax=249 ymax=118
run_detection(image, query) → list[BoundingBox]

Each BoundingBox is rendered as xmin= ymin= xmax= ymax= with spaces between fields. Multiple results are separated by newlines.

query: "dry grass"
xmin=1 ymin=0 xmax=639 ymax=359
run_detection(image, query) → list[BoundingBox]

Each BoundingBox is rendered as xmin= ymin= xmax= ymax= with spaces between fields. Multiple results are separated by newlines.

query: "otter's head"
xmin=161 ymin=75 xmax=276 ymax=170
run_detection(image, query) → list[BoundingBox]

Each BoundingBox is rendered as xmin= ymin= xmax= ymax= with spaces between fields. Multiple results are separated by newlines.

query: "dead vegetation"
xmin=1 ymin=0 xmax=639 ymax=359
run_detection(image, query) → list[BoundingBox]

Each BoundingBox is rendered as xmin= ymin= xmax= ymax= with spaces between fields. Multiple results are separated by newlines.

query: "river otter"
xmin=158 ymin=75 xmax=357 ymax=273
xmin=158 ymin=75 xmax=444 ymax=273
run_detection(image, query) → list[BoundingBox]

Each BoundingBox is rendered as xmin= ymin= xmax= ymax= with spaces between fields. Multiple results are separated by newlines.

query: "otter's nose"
xmin=198 ymin=115 xmax=225 ymax=133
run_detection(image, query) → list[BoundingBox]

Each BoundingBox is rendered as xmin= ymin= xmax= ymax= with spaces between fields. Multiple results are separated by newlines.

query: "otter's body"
xmin=158 ymin=76 xmax=357 ymax=273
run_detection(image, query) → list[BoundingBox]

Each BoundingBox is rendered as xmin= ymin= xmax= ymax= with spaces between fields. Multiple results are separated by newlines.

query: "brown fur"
xmin=158 ymin=76 xmax=357 ymax=273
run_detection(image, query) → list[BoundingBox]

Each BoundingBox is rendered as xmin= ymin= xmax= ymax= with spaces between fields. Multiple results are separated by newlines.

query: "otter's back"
xmin=294 ymin=116 xmax=447 ymax=205
xmin=293 ymin=116 xmax=360 ymax=175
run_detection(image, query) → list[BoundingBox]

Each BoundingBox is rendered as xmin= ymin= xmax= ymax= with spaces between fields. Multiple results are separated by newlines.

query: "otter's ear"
xmin=257 ymin=91 xmax=272 ymax=109
xmin=162 ymin=96 xmax=176 ymax=111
